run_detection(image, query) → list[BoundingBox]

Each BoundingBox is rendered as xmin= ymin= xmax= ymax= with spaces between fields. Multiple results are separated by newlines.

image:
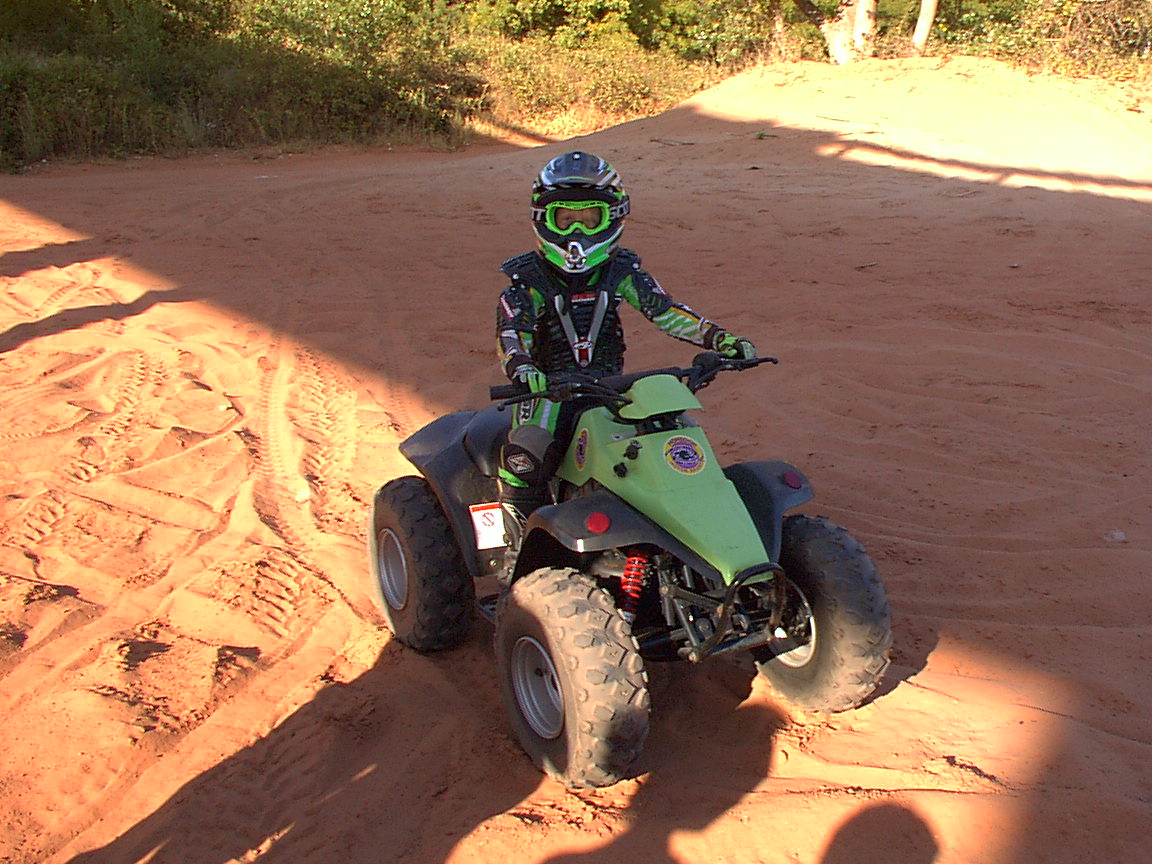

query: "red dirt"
xmin=1 ymin=56 xmax=1149 ymax=864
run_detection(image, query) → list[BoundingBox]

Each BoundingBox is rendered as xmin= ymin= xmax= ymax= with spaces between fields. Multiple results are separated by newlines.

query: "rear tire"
xmin=755 ymin=515 xmax=891 ymax=712
xmin=369 ymin=476 xmax=474 ymax=652
xmin=495 ymin=568 xmax=649 ymax=788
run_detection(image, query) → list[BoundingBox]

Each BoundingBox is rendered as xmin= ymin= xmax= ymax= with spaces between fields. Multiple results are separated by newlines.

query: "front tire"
xmin=755 ymin=515 xmax=891 ymax=712
xmin=495 ymin=568 xmax=650 ymax=788
xmin=369 ymin=476 xmax=474 ymax=652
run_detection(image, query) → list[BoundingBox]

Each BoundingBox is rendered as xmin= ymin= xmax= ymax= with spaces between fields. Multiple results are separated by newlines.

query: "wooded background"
xmin=2 ymin=0 xmax=1150 ymax=169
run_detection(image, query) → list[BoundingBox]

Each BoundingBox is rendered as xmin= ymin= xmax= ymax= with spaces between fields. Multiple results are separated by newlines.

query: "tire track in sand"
xmin=247 ymin=340 xmax=374 ymax=628
xmin=291 ymin=349 xmax=362 ymax=536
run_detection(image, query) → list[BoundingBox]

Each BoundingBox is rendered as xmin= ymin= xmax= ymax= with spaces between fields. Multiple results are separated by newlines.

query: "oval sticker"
xmin=664 ymin=435 xmax=705 ymax=475
xmin=574 ymin=428 xmax=589 ymax=470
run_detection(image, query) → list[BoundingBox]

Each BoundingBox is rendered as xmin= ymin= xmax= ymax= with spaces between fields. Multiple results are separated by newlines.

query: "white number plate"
xmin=469 ymin=502 xmax=505 ymax=550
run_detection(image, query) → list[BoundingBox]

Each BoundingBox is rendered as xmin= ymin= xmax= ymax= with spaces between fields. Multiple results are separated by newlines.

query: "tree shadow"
xmin=820 ymin=138 xmax=1152 ymax=196
xmin=0 ymin=287 xmax=194 ymax=354
xmin=56 ymin=640 xmax=786 ymax=863
xmin=0 ymin=239 xmax=111 ymax=278
xmin=63 ymin=638 xmax=540 ymax=864
xmin=543 ymin=661 xmax=786 ymax=864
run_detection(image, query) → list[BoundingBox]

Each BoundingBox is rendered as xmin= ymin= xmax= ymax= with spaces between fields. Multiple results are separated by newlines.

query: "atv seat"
xmin=463 ymin=406 xmax=511 ymax=478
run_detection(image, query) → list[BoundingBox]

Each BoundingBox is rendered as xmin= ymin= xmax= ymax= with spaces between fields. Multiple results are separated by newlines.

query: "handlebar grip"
xmin=489 ymin=383 xmax=524 ymax=401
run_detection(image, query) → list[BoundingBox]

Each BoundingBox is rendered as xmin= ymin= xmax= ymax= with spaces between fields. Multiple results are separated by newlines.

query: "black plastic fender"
xmin=513 ymin=490 xmax=725 ymax=586
xmin=722 ymin=460 xmax=814 ymax=562
xmin=396 ymin=410 xmax=503 ymax=579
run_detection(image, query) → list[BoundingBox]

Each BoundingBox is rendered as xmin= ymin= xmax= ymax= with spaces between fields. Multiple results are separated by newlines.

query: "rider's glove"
xmin=714 ymin=331 xmax=758 ymax=360
xmin=512 ymin=363 xmax=548 ymax=394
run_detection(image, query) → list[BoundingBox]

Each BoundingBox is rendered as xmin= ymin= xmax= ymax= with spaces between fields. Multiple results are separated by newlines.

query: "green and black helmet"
xmin=531 ymin=151 xmax=630 ymax=274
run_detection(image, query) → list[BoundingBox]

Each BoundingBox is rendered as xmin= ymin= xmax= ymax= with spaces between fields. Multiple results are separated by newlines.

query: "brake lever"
xmin=684 ymin=354 xmax=778 ymax=392
xmin=495 ymin=391 xmax=536 ymax=411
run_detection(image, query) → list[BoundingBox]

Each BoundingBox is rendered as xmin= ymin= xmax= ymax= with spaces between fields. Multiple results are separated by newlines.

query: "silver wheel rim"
xmin=511 ymin=636 xmax=563 ymax=739
xmin=377 ymin=528 xmax=409 ymax=610
xmin=775 ymin=579 xmax=816 ymax=668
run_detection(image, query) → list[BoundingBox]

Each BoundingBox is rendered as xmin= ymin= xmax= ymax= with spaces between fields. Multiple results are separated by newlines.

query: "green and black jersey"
xmin=496 ymin=248 xmax=724 ymax=381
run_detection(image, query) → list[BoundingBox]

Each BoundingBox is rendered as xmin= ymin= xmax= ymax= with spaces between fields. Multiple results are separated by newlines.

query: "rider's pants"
xmin=498 ymin=396 xmax=568 ymax=548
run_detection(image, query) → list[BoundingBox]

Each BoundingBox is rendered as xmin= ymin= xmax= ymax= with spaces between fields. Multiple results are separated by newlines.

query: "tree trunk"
xmin=854 ymin=0 xmax=878 ymax=58
xmin=792 ymin=0 xmax=876 ymax=64
xmin=912 ymin=0 xmax=939 ymax=54
xmin=771 ymin=0 xmax=789 ymax=61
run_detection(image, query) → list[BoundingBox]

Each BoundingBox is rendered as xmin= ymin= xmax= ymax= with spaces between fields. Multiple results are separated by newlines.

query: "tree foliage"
xmin=2 ymin=0 xmax=1149 ymax=169
xmin=0 ymin=0 xmax=484 ymax=169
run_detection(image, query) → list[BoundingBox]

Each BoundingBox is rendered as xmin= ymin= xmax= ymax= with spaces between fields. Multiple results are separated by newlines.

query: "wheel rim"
xmin=774 ymin=578 xmax=816 ymax=668
xmin=510 ymin=636 xmax=563 ymax=739
xmin=377 ymin=528 xmax=409 ymax=610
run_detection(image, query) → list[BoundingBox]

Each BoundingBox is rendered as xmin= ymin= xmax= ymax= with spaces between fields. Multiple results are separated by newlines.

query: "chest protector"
xmin=501 ymin=249 xmax=641 ymax=378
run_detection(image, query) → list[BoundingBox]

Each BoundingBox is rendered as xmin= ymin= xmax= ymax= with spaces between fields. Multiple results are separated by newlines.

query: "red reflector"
xmin=585 ymin=512 xmax=611 ymax=535
xmin=782 ymin=470 xmax=804 ymax=490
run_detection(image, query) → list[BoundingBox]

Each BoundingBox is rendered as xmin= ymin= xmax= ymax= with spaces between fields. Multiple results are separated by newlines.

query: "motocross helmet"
xmin=531 ymin=151 xmax=630 ymax=274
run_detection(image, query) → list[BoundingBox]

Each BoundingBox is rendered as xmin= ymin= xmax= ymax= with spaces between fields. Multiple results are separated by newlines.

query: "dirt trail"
xmin=1 ymin=56 xmax=1149 ymax=863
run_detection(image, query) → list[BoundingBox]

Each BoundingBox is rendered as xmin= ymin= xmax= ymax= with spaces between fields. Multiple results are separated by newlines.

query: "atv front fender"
xmin=722 ymin=461 xmax=814 ymax=562
xmin=514 ymin=490 xmax=725 ymax=586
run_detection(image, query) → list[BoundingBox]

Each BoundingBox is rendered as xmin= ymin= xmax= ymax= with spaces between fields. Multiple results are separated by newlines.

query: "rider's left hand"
xmin=512 ymin=363 xmax=549 ymax=394
xmin=716 ymin=333 xmax=758 ymax=360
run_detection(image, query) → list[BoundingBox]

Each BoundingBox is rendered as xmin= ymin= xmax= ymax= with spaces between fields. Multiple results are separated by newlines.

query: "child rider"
xmin=495 ymin=150 xmax=758 ymax=550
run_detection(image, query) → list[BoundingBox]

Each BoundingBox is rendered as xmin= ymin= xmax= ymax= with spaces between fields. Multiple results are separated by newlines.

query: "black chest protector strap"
xmin=500 ymin=251 xmax=639 ymax=369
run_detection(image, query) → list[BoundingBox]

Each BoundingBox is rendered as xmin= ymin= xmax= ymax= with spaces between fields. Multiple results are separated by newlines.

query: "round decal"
xmin=664 ymin=436 xmax=705 ymax=475
xmin=574 ymin=429 xmax=589 ymax=470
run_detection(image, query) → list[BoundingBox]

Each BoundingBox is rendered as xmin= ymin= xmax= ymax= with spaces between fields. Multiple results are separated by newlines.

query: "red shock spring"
xmin=619 ymin=553 xmax=650 ymax=623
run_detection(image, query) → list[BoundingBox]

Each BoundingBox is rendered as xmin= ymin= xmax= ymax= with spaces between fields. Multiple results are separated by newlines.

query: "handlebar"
xmin=489 ymin=383 xmax=525 ymax=401
xmin=489 ymin=352 xmax=778 ymax=407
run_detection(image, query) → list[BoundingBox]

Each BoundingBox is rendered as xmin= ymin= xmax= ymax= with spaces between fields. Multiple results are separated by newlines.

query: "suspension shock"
xmin=619 ymin=552 xmax=651 ymax=624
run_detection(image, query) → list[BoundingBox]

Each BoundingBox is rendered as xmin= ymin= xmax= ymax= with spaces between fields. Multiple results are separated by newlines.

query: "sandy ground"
xmin=1 ymin=55 xmax=1150 ymax=863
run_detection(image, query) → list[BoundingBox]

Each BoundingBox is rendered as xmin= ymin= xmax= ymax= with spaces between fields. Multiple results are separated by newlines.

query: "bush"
xmin=3 ymin=0 xmax=1150 ymax=169
xmin=0 ymin=0 xmax=485 ymax=169
xmin=935 ymin=0 xmax=1152 ymax=72
xmin=0 ymin=50 xmax=171 ymax=169
xmin=472 ymin=29 xmax=713 ymax=138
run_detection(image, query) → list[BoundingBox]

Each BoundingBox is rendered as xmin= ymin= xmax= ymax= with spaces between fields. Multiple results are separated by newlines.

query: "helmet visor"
xmin=544 ymin=200 xmax=612 ymax=235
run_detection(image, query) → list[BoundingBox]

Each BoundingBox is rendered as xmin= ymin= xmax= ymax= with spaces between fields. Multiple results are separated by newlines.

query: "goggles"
xmin=542 ymin=200 xmax=612 ymax=235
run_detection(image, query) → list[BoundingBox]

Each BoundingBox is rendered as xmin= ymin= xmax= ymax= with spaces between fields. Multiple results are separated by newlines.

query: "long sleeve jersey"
xmin=496 ymin=248 xmax=724 ymax=380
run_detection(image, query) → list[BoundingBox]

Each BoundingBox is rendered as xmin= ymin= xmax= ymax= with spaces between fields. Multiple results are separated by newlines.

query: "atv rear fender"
xmin=398 ymin=410 xmax=501 ymax=579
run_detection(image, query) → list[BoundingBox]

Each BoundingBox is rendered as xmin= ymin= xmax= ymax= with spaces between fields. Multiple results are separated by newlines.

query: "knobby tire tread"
xmin=375 ymin=476 xmax=473 ymax=652
xmin=497 ymin=568 xmax=649 ymax=789
xmin=761 ymin=514 xmax=892 ymax=712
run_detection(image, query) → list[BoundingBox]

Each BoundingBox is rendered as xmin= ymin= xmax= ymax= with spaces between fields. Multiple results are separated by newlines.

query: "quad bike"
xmin=368 ymin=352 xmax=891 ymax=788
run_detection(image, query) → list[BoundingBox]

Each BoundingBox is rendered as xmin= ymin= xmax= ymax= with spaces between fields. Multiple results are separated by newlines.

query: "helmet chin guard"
xmin=531 ymin=151 xmax=629 ymax=274
xmin=564 ymin=241 xmax=587 ymax=271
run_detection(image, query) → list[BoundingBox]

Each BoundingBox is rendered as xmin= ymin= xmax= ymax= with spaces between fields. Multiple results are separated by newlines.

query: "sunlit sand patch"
xmin=815 ymin=139 xmax=1152 ymax=202
xmin=0 ymin=200 xmax=89 ymax=248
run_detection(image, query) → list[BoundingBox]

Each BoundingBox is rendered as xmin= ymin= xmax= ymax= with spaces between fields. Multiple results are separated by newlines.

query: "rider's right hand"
xmin=715 ymin=332 xmax=758 ymax=360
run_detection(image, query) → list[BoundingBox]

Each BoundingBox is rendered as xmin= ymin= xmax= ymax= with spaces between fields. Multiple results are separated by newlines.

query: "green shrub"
xmin=0 ymin=0 xmax=487 ymax=169
xmin=472 ymin=28 xmax=712 ymax=134
xmin=0 ymin=49 xmax=172 ymax=168
xmin=488 ymin=41 xmax=570 ymax=112
xmin=2 ymin=0 xmax=1149 ymax=170
xmin=936 ymin=0 xmax=1152 ymax=71
xmin=586 ymin=63 xmax=654 ymax=113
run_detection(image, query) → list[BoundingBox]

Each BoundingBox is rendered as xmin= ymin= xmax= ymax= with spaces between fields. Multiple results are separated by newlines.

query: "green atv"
xmin=368 ymin=352 xmax=891 ymax=788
